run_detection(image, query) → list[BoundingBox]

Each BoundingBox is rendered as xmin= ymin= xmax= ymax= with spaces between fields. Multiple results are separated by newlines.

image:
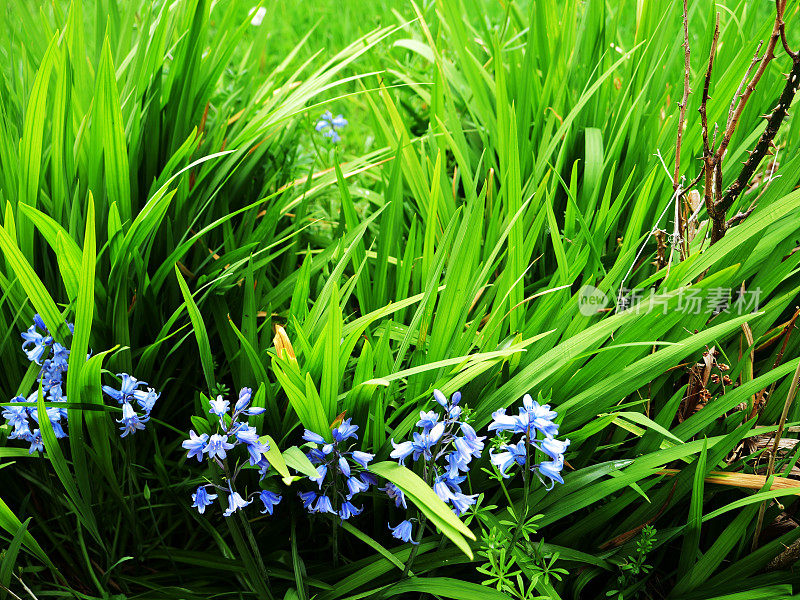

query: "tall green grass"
xmin=1 ymin=0 xmax=800 ymax=598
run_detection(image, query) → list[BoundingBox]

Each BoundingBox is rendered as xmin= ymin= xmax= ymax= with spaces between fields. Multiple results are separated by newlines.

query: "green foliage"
xmin=0 ymin=0 xmax=799 ymax=598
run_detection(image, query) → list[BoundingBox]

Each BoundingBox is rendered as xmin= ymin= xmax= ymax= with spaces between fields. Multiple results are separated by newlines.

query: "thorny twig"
xmin=674 ymin=0 xmax=691 ymax=260
xmin=688 ymin=0 xmax=799 ymax=244
xmin=674 ymin=0 xmax=691 ymax=192
xmin=699 ymin=14 xmax=720 ymax=232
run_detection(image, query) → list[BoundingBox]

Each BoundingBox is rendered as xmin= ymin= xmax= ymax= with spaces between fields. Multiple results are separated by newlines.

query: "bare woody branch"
xmin=688 ymin=0 xmax=798 ymax=244
xmin=716 ymin=0 xmax=788 ymax=163
xmin=699 ymin=14 xmax=720 ymax=220
xmin=717 ymin=55 xmax=800 ymax=221
xmin=673 ymin=0 xmax=691 ymax=191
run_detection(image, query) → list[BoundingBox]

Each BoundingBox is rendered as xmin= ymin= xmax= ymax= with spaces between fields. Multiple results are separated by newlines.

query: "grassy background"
xmin=0 ymin=0 xmax=800 ymax=598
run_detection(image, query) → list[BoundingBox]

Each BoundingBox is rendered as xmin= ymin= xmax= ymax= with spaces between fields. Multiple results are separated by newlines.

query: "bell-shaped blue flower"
xmin=117 ymin=402 xmax=148 ymax=437
xmin=258 ymin=490 xmax=282 ymax=515
xmin=191 ymin=485 xmax=217 ymax=514
xmin=351 ymin=450 xmax=374 ymax=468
xmin=223 ymin=487 xmax=252 ymax=517
xmin=312 ymin=494 xmax=335 ymax=514
xmin=204 ymin=433 xmax=235 ymax=460
xmin=208 ymin=396 xmax=230 ymax=418
xmin=416 ymin=410 xmax=439 ymax=430
xmin=182 ymin=430 xmax=209 ymax=461
xmin=234 ymin=387 xmax=252 ymax=412
xmin=332 ymin=418 xmax=358 ymax=442
xmin=302 ymin=429 xmax=326 ymax=444
xmin=389 ymin=520 xmax=417 ymax=543
xmin=338 ymin=500 xmax=362 ymax=520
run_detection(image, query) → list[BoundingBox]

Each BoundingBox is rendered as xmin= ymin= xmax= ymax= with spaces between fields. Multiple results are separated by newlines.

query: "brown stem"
xmin=700 ymin=15 xmax=720 ymax=232
xmin=674 ymin=0 xmax=691 ymax=190
xmin=727 ymin=42 xmax=764 ymax=133
xmin=716 ymin=0 xmax=786 ymax=162
xmin=718 ymin=54 xmax=800 ymax=219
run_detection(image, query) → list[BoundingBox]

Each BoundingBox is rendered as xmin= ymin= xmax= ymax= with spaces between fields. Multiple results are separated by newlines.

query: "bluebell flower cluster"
xmin=2 ymin=316 xmax=72 ymax=453
xmin=102 ymin=373 xmax=161 ymax=437
xmin=1 ymin=315 xmax=161 ymax=452
xmin=300 ymin=418 xmax=376 ymax=521
xmin=182 ymin=388 xmax=280 ymax=517
xmin=388 ymin=389 xmax=485 ymax=542
xmin=314 ymin=110 xmax=348 ymax=143
xmin=488 ymin=394 xmax=570 ymax=489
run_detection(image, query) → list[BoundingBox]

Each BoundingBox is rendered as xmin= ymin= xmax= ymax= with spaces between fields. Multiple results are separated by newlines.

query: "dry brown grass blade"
xmin=657 ymin=469 xmax=800 ymax=493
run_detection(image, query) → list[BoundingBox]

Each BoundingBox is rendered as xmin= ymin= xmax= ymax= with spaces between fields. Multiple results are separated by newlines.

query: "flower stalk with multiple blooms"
xmin=488 ymin=392 xmax=570 ymax=547
xmin=314 ymin=110 xmax=348 ymax=143
xmin=388 ymin=389 xmax=485 ymax=573
xmin=181 ymin=388 xmax=277 ymax=517
xmin=299 ymin=418 xmax=375 ymax=520
xmin=2 ymin=315 xmax=160 ymax=453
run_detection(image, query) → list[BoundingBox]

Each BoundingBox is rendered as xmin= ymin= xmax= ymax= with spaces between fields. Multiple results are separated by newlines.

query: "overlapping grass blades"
xmin=0 ymin=0 xmax=799 ymax=598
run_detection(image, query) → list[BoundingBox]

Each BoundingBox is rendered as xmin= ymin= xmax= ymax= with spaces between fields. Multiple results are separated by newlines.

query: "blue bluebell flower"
xmin=135 ymin=388 xmax=160 ymax=414
xmin=486 ymin=408 xmax=518 ymax=433
xmin=182 ymin=430 xmax=209 ymax=461
xmin=299 ymin=490 xmax=317 ymax=509
xmin=351 ymin=450 xmax=374 ymax=469
xmin=245 ymin=439 xmax=270 ymax=466
xmin=209 ymin=396 xmax=230 ymax=418
xmin=380 ymin=482 xmax=407 ymax=509
xmin=259 ymin=490 xmax=282 ymax=515
xmin=433 ymin=476 xmax=456 ymax=502
xmin=488 ymin=394 xmax=558 ymax=437
xmin=47 ymin=386 xmax=69 ymax=420
xmin=102 ymin=373 xmax=160 ymax=437
xmin=191 ymin=485 xmax=217 ymax=514
xmin=488 ymin=393 xmax=569 ymax=489
xmin=338 ymin=455 xmax=351 ymax=477
xmin=301 ymin=418 xmax=374 ymax=520
xmin=538 ymin=436 xmax=570 ymax=460
xmin=346 ymin=476 xmax=369 ymax=497
xmin=44 ymin=407 xmax=67 ymax=439
xmin=538 ymin=454 xmax=566 ymax=487
xmin=8 ymin=421 xmax=32 ymax=441
xmin=2 ymin=401 xmax=29 ymax=433
xmin=312 ymin=494 xmax=335 ymax=515
xmin=303 ymin=430 xmax=326 ymax=444
xmin=387 ymin=389 xmax=482 ymax=520
xmin=102 ymin=374 xmax=142 ymax=404
xmin=223 ymin=487 xmax=253 ymax=517
xmin=338 ymin=501 xmax=362 ymax=520
xmin=410 ymin=422 xmax=445 ymax=461
xmin=489 ymin=440 xmax=527 ymax=477
xmin=27 ymin=429 xmax=43 ymax=454
xmin=332 ymin=418 xmax=358 ymax=442
xmin=204 ymin=433 xmax=235 ymax=460
xmin=20 ymin=319 xmax=53 ymax=364
xmin=117 ymin=402 xmax=148 ymax=437
xmin=314 ymin=110 xmax=348 ymax=143
xmin=416 ymin=410 xmax=439 ymax=429
xmin=234 ymin=423 xmax=260 ymax=445
xmin=310 ymin=464 xmax=327 ymax=488
xmin=234 ymin=388 xmax=252 ymax=412
xmin=450 ymin=491 xmax=477 ymax=516
xmin=389 ymin=520 xmax=417 ymax=543
xmin=389 ymin=439 xmax=415 ymax=464
xmin=255 ymin=456 xmax=272 ymax=478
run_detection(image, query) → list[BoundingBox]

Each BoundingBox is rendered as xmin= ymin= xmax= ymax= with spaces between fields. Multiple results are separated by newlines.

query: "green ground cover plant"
xmin=1 ymin=0 xmax=800 ymax=598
